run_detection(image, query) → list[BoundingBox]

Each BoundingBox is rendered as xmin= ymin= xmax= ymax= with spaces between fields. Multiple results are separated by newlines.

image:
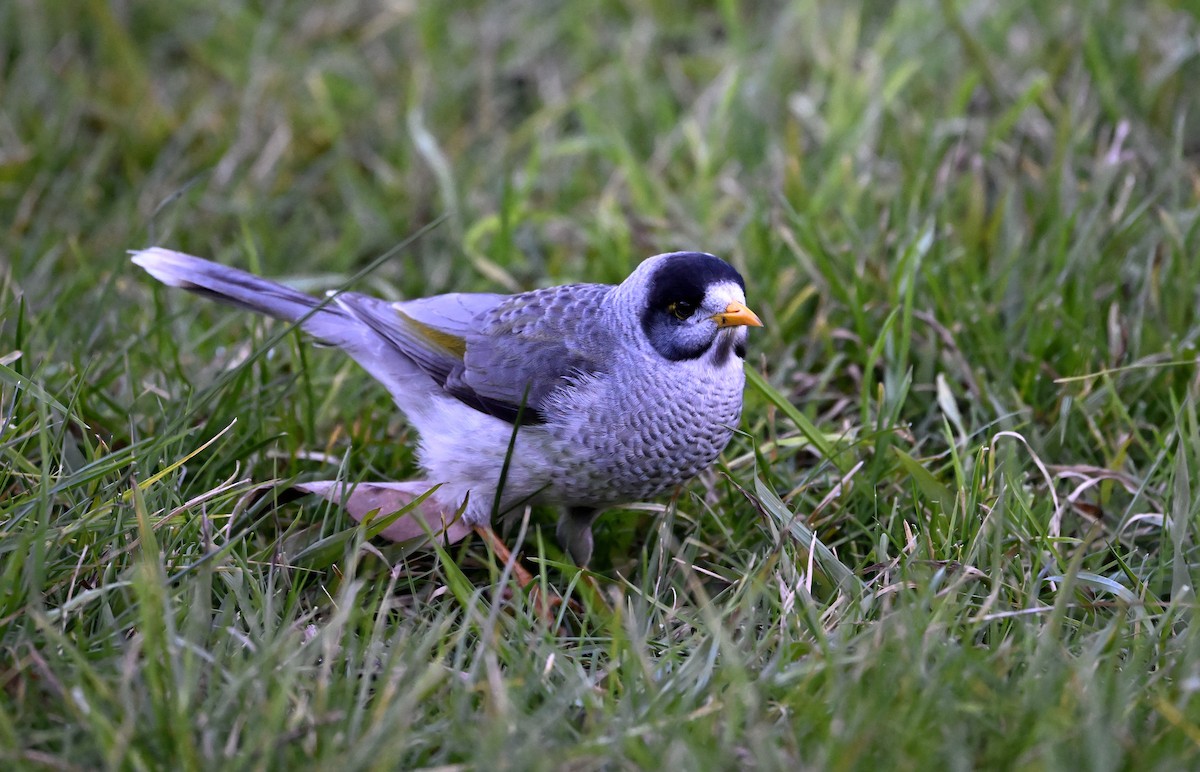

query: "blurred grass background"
xmin=5 ymin=0 xmax=1200 ymax=768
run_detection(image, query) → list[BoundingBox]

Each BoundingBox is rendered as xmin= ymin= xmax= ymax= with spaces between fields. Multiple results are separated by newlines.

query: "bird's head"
xmin=619 ymin=251 xmax=763 ymax=364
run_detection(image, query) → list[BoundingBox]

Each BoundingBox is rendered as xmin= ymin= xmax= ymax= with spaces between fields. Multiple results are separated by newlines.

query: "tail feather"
xmin=131 ymin=247 xmax=432 ymax=400
xmin=131 ymin=247 xmax=325 ymax=325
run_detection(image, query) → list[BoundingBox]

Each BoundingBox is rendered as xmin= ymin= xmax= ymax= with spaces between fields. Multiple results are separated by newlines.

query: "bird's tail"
xmin=131 ymin=246 xmax=337 ymax=328
xmin=131 ymin=246 xmax=395 ymax=355
xmin=131 ymin=247 xmax=430 ymax=399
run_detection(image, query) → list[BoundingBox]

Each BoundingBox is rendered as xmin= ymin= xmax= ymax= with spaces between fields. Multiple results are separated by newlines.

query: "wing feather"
xmin=330 ymin=284 xmax=614 ymax=424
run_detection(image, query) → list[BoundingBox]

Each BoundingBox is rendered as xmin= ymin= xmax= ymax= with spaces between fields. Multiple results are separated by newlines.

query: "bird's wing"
xmin=331 ymin=284 xmax=614 ymax=424
xmin=454 ymin=284 xmax=614 ymax=422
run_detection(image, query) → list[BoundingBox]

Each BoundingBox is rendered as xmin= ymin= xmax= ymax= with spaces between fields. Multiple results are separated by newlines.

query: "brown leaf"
xmin=295 ymin=480 xmax=471 ymax=545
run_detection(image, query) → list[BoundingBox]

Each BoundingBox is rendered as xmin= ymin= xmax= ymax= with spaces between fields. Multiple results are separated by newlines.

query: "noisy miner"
xmin=132 ymin=247 xmax=762 ymax=576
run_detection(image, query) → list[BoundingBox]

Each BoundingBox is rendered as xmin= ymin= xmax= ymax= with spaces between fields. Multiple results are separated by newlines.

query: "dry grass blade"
xmin=748 ymin=475 xmax=867 ymax=602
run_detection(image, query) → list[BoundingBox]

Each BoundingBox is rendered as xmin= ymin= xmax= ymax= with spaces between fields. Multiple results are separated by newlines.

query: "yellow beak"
xmin=711 ymin=300 xmax=763 ymax=329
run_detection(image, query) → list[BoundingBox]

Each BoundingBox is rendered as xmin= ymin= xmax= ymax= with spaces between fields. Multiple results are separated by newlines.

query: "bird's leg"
xmin=553 ymin=507 xmax=611 ymax=613
xmin=471 ymin=525 xmax=562 ymax=621
xmin=555 ymin=506 xmax=601 ymax=567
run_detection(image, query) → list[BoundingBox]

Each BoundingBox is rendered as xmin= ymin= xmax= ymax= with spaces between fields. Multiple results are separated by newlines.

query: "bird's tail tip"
xmin=129 ymin=246 xmax=209 ymax=287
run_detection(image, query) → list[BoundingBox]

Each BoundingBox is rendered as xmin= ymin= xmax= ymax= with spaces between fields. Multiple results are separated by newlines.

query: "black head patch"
xmin=644 ymin=252 xmax=745 ymax=313
xmin=639 ymin=252 xmax=747 ymax=361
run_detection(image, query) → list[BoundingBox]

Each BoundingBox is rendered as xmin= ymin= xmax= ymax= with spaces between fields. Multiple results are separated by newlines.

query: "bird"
xmin=131 ymin=247 xmax=762 ymax=574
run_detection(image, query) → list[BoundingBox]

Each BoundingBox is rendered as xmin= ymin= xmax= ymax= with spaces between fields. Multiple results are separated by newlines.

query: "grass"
xmin=4 ymin=0 xmax=1200 ymax=767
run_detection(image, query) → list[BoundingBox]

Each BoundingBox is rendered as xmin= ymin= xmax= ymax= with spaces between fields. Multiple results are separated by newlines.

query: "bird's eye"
xmin=669 ymin=301 xmax=694 ymax=320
